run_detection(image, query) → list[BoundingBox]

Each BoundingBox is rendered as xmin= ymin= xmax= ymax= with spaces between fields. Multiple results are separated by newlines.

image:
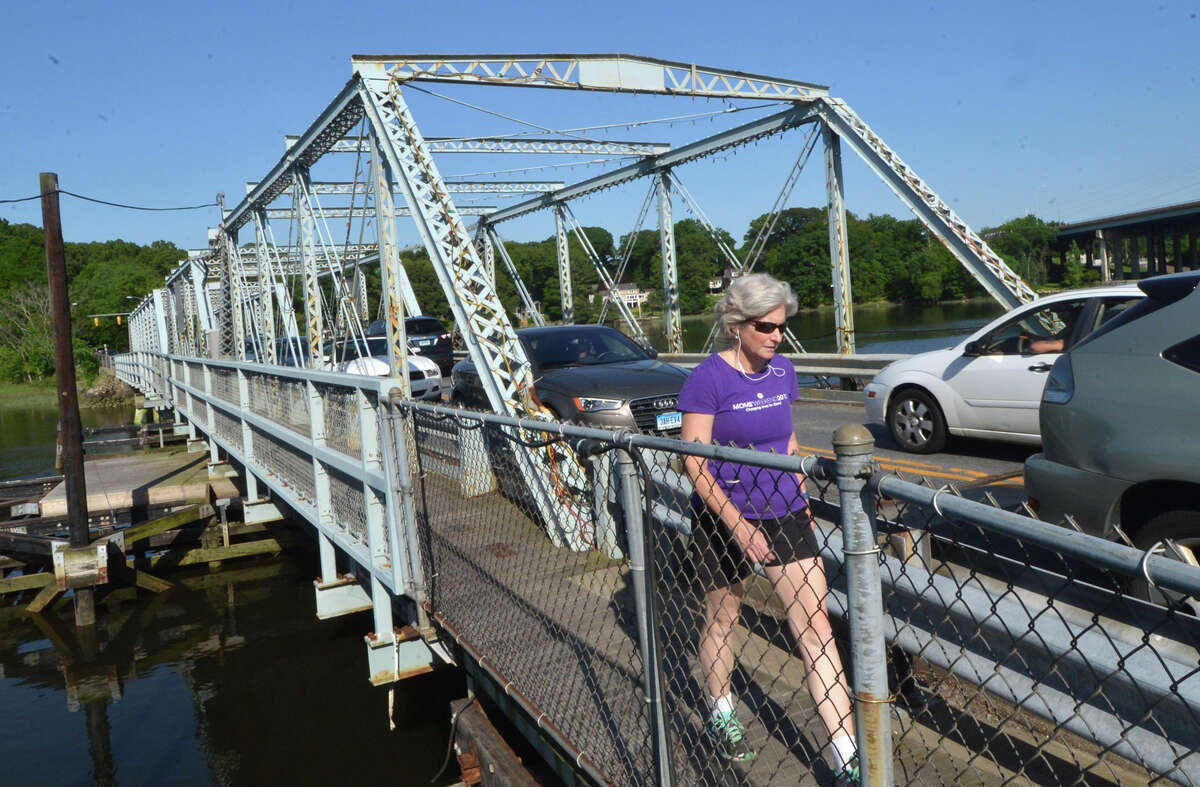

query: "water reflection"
xmin=0 ymin=404 xmax=134 ymax=482
xmin=0 ymin=550 xmax=463 ymax=785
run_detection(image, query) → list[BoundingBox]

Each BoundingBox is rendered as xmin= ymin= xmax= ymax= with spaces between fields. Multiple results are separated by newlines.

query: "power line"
xmin=0 ymin=189 xmax=218 ymax=211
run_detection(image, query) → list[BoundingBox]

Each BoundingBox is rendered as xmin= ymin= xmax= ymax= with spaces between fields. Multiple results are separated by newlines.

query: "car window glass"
xmin=580 ymin=331 xmax=645 ymax=364
xmin=980 ymin=300 xmax=1085 ymax=355
xmin=1094 ymin=297 xmax=1140 ymax=328
xmin=406 ymin=318 xmax=443 ymax=335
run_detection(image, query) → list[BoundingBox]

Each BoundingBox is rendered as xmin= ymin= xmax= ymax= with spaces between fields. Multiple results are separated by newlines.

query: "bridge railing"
xmin=119 ymin=352 xmax=417 ymax=603
xmin=392 ymin=399 xmax=1200 ymax=786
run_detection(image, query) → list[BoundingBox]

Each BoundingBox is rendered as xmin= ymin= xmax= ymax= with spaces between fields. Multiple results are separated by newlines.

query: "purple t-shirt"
xmin=677 ymin=353 xmax=806 ymax=520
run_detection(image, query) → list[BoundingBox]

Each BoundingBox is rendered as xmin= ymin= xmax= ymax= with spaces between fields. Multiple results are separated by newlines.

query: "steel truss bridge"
xmin=114 ymin=52 xmax=1044 ymax=764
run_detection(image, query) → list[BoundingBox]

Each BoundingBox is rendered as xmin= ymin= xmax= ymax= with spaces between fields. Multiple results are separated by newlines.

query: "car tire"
xmin=1129 ymin=509 xmax=1200 ymax=614
xmin=887 ymin=387 xmax=947 ymax=454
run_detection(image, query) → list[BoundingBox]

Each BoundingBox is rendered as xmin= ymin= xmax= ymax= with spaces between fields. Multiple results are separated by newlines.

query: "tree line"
xmin=0 ymin=209 xmax=1075 ymax=383
xmin=402 ymin=209 xmax=1074 ymax=325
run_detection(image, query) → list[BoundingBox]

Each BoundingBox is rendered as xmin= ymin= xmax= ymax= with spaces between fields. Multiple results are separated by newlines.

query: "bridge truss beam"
xmin=307 ymin=135 xmax=670 ymax=156
xmin=351 ymin=54 xmax=829 ymax=101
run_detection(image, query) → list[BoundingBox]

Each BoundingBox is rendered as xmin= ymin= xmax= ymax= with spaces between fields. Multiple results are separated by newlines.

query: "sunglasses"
xmin=748 ymin=319 xmax=788 ymax=335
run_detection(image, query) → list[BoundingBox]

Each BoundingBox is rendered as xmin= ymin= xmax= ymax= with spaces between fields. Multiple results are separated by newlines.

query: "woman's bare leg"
xmin=699 ymin=581 xmax=745 ymax=701
xmin=765 ymin=558 xmax=854 ymax=740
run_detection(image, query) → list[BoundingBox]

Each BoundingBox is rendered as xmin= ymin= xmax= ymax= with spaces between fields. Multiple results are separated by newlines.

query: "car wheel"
xmin=1130 ymin=509 xmax=1200 ymax=616
xmin=887 ymin=388 xmax=947 ymax=454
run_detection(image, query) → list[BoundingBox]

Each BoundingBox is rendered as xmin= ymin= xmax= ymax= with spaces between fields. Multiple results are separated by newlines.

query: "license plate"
xmin=656 ymin=411 xmax=682 ymax=430
xmin=418 ymin=338 xmax=433 ymax=346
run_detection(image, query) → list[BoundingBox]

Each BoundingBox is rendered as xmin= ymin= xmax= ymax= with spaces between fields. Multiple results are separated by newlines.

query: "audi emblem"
xmin=653 ymin=397 xmax=677 ymax=410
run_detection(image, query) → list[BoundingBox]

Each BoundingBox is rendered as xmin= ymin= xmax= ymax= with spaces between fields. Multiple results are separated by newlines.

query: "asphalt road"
xmin=790 ymin=398 xmax=1037 ymax=506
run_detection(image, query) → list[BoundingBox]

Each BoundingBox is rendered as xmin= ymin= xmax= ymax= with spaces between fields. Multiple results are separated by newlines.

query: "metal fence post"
xmin=833 ymin=424 xmax=893 ymax=786
xmin=616 ymin=448 xmax=674 ymax=786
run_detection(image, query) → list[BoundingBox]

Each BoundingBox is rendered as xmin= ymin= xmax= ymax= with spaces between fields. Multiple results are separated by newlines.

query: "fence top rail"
xmin=142 ymin=351 xmax=397 ymax=396
xmin=876 ymin=472 xmax=1200 ymax=600
xmin=397 ymin=399 xmax=837 ymax=479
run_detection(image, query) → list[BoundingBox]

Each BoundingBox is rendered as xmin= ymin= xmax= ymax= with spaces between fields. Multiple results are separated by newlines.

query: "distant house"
xmin=589 ymin=282 xmax=651 ymax=313
xmin=709 ymin=267 xmax=746 ymax=294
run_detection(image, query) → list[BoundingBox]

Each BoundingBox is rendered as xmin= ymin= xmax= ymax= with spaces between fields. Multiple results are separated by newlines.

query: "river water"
xmin=0 ymin=299 xmax=1003 ymax=785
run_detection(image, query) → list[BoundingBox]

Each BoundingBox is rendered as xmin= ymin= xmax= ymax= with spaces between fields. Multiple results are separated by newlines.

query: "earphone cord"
xmin=733 ymin=334 xmax=787 ymax=381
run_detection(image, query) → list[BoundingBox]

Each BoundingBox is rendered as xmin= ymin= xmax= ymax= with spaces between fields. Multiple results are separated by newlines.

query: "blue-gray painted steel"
xmin=874 ymin=473 xmax=1200 ymax=599
xmin=483 ymin=102 xmax=823 ymax=224
xmin=617 ymin=450 xmax=674 ymax=786
xmin=833 ymin=426 xmax=892 ymax=785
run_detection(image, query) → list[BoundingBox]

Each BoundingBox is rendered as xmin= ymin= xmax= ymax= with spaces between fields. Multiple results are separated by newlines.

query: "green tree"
xmin=1063 ymin=241 xmax=1086 ymax=288
xmin=981 ymin=215 xmax=1060 ymax=286
xmin=0 ymin=283 xmax=54 ymax=382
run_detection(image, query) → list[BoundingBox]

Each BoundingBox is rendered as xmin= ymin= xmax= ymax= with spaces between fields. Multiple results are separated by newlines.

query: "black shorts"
xmin=690 ymin=504 xmax=821 ymax=590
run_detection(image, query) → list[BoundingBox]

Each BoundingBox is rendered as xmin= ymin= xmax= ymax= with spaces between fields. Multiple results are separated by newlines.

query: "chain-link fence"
xmin=395 ymin=400 xmax=1200 ymax=786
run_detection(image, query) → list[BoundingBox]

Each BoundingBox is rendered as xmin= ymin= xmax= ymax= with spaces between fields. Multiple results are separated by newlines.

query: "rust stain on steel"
xmin=485 ymin=542 xmax=517 ymax=558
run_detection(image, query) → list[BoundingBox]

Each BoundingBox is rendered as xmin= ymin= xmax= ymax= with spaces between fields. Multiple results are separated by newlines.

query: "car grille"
xmin=630 ymin=395 xmax=681 ymax=435
xmin=409 ymin=369 xmax=425 ymax=381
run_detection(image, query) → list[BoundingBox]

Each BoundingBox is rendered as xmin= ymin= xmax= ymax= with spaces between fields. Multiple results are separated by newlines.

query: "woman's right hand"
xmin=733 ymin=520 xmax=775 ymax=565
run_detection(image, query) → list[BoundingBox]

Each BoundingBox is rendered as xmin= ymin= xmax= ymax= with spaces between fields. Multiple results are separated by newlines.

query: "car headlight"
xmin=573 ymin=396 xmax=623 ymax=413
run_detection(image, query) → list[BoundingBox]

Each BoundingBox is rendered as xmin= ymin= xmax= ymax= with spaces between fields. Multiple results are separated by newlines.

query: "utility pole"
xmin=41 ymin=173 xmax=94 ymax=627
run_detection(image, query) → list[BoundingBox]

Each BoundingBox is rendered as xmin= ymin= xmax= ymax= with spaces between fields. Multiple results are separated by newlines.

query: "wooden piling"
xmin=41 ymin=172 xmax=94 ymax=627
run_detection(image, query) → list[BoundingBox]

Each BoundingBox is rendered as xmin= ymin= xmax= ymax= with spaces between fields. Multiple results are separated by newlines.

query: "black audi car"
xmin=450 ymin=324 xmax=687 ymax=435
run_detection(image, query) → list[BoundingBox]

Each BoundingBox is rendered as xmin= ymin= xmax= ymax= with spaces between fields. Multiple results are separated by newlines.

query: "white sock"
xmin=709 ymin=693 xmax=735 ymax=716
xmin=831 ymin=734 xmax=857 ymax=771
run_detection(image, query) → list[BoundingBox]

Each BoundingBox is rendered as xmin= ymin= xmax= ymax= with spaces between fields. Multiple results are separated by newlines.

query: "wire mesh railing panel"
xmin=251 ymin=425 xmax=316 ymax=504
xmin=210 ymin=366 xmax=237 ymax=405
xmin=872 ymin=473 xmax=1200 ymax=786
xmin=402 ymin=405 xmax=655 ymax=785
xmin=329 ymin=466 xmax=367 ymax=545
xmin=320 ymin=384 xmax=362 ymax=460
xmin=212 ymin=403 xmax=241 ymax=447
xmin=184 ymin=361 xmax=200 ymax=390
xmin=246 ymin=372 xmax=311 ymax=438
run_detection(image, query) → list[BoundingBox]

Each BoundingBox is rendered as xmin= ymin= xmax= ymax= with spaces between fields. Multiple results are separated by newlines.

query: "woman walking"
xmin=677 ymin=273 xmax=858 ymax=782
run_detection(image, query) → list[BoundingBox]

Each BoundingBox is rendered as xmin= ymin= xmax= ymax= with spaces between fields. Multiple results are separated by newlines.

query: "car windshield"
xmin=330 ymin=337 xmax=390 ymax=362
xmin=522 ymin=328 xmax=648 ymax=369
xmin=406 ymin=318 xmax=445 ymax=335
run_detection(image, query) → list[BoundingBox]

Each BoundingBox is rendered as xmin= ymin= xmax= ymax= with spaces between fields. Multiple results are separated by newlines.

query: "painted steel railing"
xmin=114 ymin=353 xmax=1200 ymax=785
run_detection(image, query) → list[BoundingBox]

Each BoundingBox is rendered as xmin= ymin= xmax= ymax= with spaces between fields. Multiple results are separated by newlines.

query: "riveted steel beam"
xmin=823 ymin=126 xmax=854 ymax=354
xmin=554 ymin=205 xmax=573 ymax=324
xmin=263 ymin=206 xmax=496 ymax=219
xmin=484 ymin=101 xmax=823 ymax=224
xmin=814 ymin=97 xmax=1034 ymax=308
xmin=352 ymin=54 xmax=828 ymax=101
xmin=359 ymin=76 xmax=590 ymax=550
xmin=224 ymin=80 xmax=366 ymax=233
xmin=302 ymin=135 xmax=670 ymax=156
xmin=251 ymin=180 xmax=563 ymax=195
xmin=655 ymin=171 xmax=682 ymax=353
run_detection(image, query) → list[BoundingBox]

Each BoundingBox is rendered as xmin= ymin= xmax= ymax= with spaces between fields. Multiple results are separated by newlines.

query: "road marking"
xmin=795 ymin=444 xmax=1023 ymax=487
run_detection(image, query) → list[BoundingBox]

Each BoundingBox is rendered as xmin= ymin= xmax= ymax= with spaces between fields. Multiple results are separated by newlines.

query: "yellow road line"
xmin=794 ymin=444 xmax=1023 ymax=486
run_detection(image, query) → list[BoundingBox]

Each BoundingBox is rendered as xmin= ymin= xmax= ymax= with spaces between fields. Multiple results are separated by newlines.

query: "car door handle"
xmin=1028 ymin=363 xmax=1053 ymax=373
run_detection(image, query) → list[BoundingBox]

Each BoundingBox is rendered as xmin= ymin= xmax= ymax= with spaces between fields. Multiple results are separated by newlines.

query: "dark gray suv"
xmin=450 ymin=324 xmax=687 ymax=435
xmin=1025 ymin=271 xmax=1200 ymax=578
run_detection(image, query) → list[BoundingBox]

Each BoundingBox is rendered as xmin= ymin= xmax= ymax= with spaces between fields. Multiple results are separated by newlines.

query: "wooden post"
xmin=40 ymin=173 xmax=94 ymax=626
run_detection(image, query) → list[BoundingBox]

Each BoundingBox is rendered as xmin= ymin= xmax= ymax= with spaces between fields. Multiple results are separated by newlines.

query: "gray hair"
xmin=714 ymin=273 xmax=798 ymax=338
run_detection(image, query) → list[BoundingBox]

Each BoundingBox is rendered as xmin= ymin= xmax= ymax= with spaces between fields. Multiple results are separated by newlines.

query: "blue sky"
xmin=2 ymin=0 xmax=1198 ymax=252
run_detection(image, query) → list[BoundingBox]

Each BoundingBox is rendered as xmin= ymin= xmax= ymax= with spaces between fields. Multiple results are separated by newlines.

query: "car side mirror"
xmin=645 ymin=347 xmax=659 ymax=359
xmin=963 ymin=340 xmax=983 ymax=357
